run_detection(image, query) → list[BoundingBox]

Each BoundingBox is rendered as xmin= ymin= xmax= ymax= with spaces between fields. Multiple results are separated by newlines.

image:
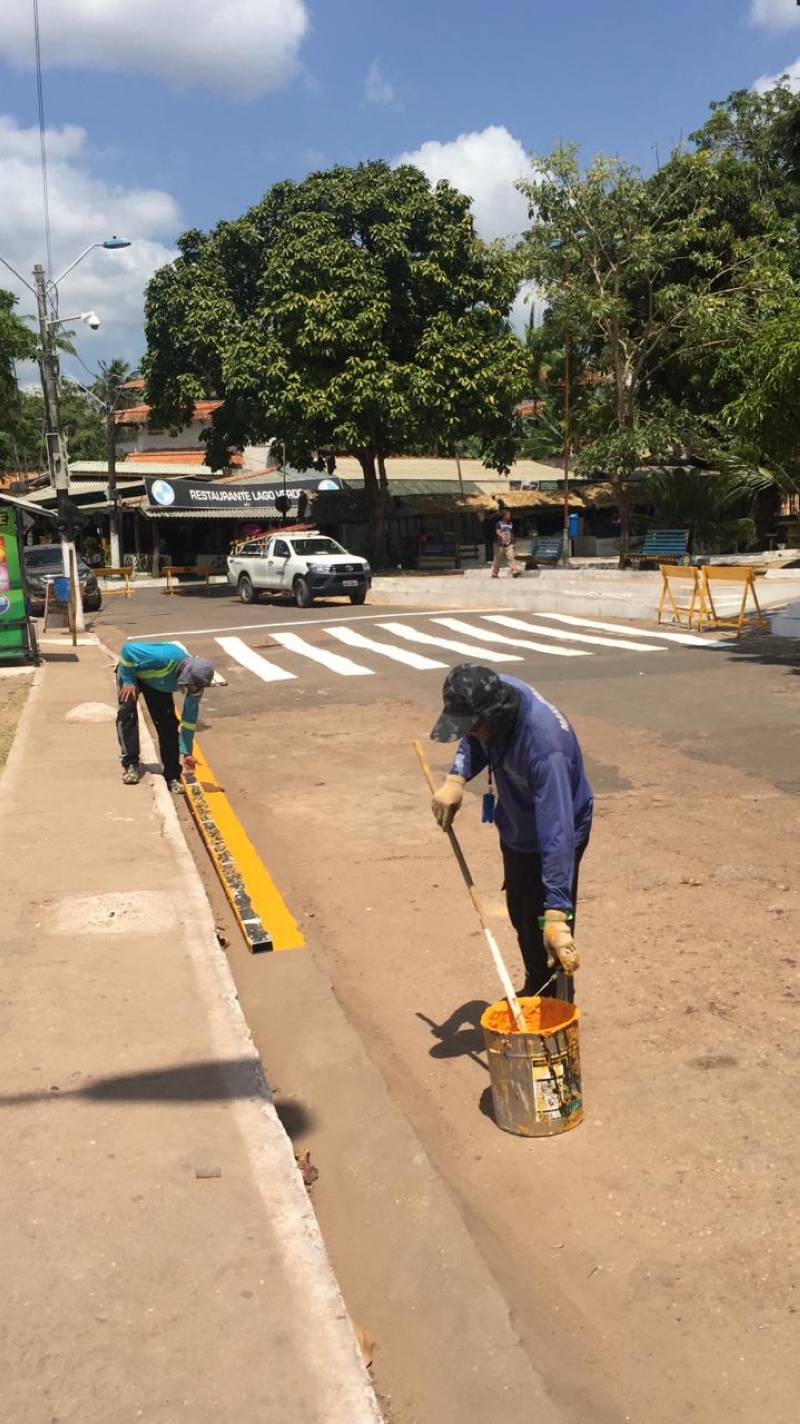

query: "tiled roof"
xmin=113 ymin=399 xmax=223 ymax=426
xmin=123 ymin=449 xmax=207 ymax=465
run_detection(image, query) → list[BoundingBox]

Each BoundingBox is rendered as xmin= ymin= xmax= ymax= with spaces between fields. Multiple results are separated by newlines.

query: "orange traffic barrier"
xmin=96 ymin=566 xmax=133 ymax=597
xmin=164 ymin=565 xmax=212 ymax=596
xmin=698 ymin=565 xmax=767 ymax=635
xmin=657 ymin=564 xmax=702 ymax=628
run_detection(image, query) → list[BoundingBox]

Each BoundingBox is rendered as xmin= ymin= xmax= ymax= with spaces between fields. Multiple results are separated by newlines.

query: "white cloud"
xmin=364 ymin=61 xmax=397 ymax=107
xmin=0 ymin=0 xmax=309 ymax=100
xmin=396 ymin=125 xmax=530 ymax=243
xmin=751 ymin=0 xmax=800 ymax=28
xmin=509 ymin=281 xmax=542 ymax=338
xmin=753 ymin=57 xmax=800 ymax=91
xmin=0 ymin=115 xmax=179 ymax=366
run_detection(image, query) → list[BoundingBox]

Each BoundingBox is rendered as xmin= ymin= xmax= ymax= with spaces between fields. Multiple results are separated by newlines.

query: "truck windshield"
xmin=291 ymin=538 xmax=345 ymax=556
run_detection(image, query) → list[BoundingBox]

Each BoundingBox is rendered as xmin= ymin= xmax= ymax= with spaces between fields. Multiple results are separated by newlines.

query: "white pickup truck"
xmin=226 ymin=531 xmax=371 ymax=608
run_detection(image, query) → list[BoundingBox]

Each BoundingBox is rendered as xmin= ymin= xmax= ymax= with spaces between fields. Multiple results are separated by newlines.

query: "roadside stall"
xmin=140 ymin=471 xmax=349 ymax=573
xmin=0 ymin=492 xmax=54 ymax=664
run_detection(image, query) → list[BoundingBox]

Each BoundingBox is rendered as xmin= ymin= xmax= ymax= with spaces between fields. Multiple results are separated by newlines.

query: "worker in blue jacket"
xmin=116 ymin=640 xmax=215 ymax=791
xmin=430 ymin=665 xmax=593 ymax=1001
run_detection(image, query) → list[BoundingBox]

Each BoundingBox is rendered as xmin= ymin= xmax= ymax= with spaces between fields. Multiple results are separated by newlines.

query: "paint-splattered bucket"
xmin=480 ymin=996 xmax=583 ymax=1138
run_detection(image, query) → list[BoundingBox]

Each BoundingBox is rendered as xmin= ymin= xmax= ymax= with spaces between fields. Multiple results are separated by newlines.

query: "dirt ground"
xmin=203 ymin=692 xmax=798 ymax=1424
xmin=0 ymin=676 xmax=33 ymax=770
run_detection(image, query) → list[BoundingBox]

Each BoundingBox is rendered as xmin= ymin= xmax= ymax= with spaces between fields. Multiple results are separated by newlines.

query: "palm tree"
xmin=93 ymin=359 xmax=139 ymax=565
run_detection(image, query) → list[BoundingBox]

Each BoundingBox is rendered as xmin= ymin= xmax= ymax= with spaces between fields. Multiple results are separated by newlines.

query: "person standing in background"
xmin=491 ymin=503 xmax=522 ymax=579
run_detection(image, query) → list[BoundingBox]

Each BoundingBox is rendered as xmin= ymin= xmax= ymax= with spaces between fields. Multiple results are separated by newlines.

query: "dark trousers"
xmin=117 ymin=682 xmax=180 ymax=782
xmin=501 ymin=839 xmax=588 ymax=1003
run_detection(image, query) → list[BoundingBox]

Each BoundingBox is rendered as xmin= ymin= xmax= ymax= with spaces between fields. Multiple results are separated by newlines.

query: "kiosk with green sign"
xmin=0 ymin=497 xmax=39 ymax=664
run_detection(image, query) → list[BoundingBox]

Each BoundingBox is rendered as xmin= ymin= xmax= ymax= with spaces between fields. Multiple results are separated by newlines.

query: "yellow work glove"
xmin=432 ymin=774 xmax=466 ymax=832
xmin=543 ymin=909 xmax=580 ymax=975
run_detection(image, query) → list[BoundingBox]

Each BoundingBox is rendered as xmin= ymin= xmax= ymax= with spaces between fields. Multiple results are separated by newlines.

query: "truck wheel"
xmin=293 ymin=576 xmax=313 ymax=609
xmin=349 ymin=588 xmax=367 ymax=605
xmin=238 ymin=573 xmax=258 ymax=604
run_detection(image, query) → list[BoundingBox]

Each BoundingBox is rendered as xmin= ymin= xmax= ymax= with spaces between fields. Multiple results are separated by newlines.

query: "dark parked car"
xmin=23 ymin=545 xmax=103 ymax=615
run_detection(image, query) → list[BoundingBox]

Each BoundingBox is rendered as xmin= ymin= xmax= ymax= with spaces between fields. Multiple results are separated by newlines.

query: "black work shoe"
xmin=122 ymin=764 xmax=141 ymax=785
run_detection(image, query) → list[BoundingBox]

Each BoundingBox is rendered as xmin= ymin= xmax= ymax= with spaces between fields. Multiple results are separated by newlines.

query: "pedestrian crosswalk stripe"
xmin=375 ymin=621 xmax=524 ymax=663
xmin=485 ymin=614 xmax=667 ymax=653
xmin=215 ymin=635 xmax=296 ymax=682
xmin=531 ymin=612 xmax=724 ymax=648
xmin=433 ymin=617 xmax=588 ymax=658
xmin=326 ymin=625 xmax=447 ymax=670
xmin=269 ymin=630 xmax=374 ymax=677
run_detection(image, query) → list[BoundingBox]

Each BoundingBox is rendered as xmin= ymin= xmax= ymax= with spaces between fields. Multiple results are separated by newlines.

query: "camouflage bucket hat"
xmin=430 ymin=664 xmax=504 ymax=742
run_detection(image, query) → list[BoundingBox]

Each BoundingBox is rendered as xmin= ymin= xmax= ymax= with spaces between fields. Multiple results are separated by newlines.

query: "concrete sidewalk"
xmin=0 ymin=645 xmax=381 ymax=1424
xmin=371 ymin=565 xmax=800 ymax=619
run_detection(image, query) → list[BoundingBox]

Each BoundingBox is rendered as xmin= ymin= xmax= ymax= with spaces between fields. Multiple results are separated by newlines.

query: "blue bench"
xmin=632 ymin=529 xmax=689 ymax=568
xmin=526 ymin=536 xmax=563 ymax=568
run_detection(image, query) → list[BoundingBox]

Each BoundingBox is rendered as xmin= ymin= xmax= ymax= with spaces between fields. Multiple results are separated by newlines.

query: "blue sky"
xmin=1 ymin=0 xmax=799 ymax=372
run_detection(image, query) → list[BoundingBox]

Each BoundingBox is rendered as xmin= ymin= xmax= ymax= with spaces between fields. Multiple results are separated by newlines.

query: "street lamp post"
xmin=34 ymin=263 xmax=69 ymax=523
xmin=1 ymin=237 xmax=131 ymax=628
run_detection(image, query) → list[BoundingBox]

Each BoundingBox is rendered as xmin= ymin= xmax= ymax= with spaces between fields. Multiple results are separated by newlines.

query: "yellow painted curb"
xmin=184 ymin=737 xmax=305 ymax=953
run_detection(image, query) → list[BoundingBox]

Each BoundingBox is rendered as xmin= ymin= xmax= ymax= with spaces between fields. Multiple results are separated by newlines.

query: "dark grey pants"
xmin=116 ymin=682 xmax=180 ymax=782
xmin=501 ymin=839 xmax=588 ymax=1002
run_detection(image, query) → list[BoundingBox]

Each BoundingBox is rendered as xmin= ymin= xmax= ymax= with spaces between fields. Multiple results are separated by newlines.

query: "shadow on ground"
xmin=723 ymin=632 xmax=800 ymax=674
xmin=0 ymin=1057 xmax=313 ymax=1135
xmin=417 ymin=1001 xmax=490 ymax=1072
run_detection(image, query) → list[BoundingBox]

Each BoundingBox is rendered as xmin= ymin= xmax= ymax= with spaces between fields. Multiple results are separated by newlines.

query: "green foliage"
xmin=690 ymin=83 xmax=800 ymax=216
xmin=143 ymin=161 xmax=527 ymax=559
xmin=0 ymin=288 xmax=38 ymax=472
xmin=642 ymin=466 xmax=756 ymax=552
xmin=517 ymin=142 xmax=786 ymax=560
xmin=721 ymin=300 xmax=800 ymax=486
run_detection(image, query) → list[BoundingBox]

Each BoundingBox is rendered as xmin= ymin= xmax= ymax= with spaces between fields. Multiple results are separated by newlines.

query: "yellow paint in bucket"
xmin=481 ymin=997 xmax=583 ymax=1138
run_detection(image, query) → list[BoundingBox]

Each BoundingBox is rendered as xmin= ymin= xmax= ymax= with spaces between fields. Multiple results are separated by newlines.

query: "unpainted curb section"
xmin=74 ymin=644 xmax=383 ymax=1424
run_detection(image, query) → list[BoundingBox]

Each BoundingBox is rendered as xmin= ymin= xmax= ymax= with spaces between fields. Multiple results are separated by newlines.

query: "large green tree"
xmin=142 ymin=161 xmax=526 ymax=559
xmin=518 ymin=145 xmax=785 ymax=562
xmin=0 ymin=288 xmax=38 ymax=473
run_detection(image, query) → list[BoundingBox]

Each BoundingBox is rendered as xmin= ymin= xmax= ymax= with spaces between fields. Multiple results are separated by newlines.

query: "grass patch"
xmin=0 ymin=677 xmax=33 ymax=771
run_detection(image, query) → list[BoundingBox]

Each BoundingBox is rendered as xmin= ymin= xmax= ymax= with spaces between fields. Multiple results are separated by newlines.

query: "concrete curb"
xmin=370 ymin=569 xmax=800 ymax=621
xmin=92 ymin=641 xmax=383 ymax=1424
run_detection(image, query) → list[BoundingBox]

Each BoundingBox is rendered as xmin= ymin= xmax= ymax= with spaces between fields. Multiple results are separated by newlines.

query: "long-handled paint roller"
xmin=413 ymin=740 xmax=527 ymax=1034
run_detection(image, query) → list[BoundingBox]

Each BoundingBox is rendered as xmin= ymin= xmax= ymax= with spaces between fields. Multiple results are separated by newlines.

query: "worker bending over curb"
xmin=430 ymin=665 xmax=593 ymax=1001
xmin=116 ymin=640 xmax=215 ymax=791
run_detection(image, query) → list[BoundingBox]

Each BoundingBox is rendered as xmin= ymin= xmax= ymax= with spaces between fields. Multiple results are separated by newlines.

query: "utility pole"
xmin=34 ymin=264 xmax=68 ymax=519
xmin=34 ymin=263 xmax=84 ymax=630
xmin=106 ymin=401 xmax=121 ymax=567
xmin=562 ymin=326 xmax=571 ymax=567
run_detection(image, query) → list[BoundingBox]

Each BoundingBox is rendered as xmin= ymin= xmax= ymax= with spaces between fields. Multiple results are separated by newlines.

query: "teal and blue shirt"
xmin=117 ymin=641 xmax=201 ymax=756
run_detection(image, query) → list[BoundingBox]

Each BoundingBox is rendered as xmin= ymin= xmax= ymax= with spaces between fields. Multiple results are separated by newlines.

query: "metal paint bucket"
xmin=480 ymin=996 xmax=583 ymax=1138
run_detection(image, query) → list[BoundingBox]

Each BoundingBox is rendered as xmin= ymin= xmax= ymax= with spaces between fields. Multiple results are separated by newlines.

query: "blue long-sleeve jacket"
xmin=450 ymin=675 xmax=593 ymax=912
xmin=117 ymin=641 xmax=201 ymax=757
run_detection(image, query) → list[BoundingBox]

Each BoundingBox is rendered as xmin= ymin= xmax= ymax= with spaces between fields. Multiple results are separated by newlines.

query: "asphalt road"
xmin=98 ymin=582 xmax=800 ymax=794
xmin=96 ymin=586 xmax=800 ymax=1424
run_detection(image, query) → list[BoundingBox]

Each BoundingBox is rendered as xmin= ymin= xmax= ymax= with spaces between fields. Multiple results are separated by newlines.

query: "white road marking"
xmin=131 ymin=608 xmax=506 ymax=641
xmin=485 ymin=614 xmax=666 ymax=653
xmin=269 ymin=630 xmax=373 ymax=677
xmin=531 ymin=612 xmax=726 ymax=648
xmin=215 ymin=636 xmax=295 ymax=682
xmin=376 ymin=621 xmax=523 ymax=663
xmin=159 ymin=637 xmax=230 ymax=684
xmin=432 ymin=617 xmax=588 ymax=658
xmin=327 ymin=626 xmax=446 ymax=670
